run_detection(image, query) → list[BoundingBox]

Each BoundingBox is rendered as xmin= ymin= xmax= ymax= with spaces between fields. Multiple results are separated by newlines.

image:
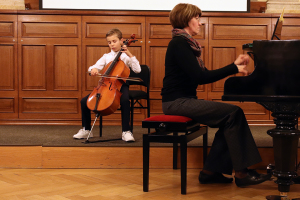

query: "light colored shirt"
xmin=88 ymin=50 xmax=141 ymax=73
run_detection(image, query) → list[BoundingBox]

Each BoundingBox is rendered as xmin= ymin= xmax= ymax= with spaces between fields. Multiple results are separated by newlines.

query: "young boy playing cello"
xmin=73 ymin=28 xmax=141 ymax=142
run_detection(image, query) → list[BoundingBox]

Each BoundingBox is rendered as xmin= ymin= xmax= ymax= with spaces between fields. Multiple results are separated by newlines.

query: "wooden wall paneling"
xmin=18 ymin=15 xmax=82 ymax=120
xmin=208 ymin=17 xmax=272 ymax=124
xmin=82 ymin=16 xmax=146 ymax=125
xmin=0 ymin=15 xmax=18 ymax=119
xmin=272 ymin=17 xmax=300 ymax=39
xmin=145 ymin=17 xmax=171 ymax=116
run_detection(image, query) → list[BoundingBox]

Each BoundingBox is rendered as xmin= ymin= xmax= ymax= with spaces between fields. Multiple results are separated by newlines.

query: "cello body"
xmin=87 ymin=60 xmax=130 ymax=116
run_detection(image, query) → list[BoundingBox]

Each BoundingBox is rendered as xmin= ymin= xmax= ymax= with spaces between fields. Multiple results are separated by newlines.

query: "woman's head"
xmin=169 ymin=3 xmax=202 ymax=29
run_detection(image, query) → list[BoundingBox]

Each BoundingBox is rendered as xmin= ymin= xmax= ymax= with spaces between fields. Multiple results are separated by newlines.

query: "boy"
xmin=73 ymin=28 xmax=141 ymax=142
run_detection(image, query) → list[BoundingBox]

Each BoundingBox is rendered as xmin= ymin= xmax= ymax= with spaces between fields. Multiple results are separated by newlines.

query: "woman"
xmin=161 ymin=3 xmax=270 ymax=187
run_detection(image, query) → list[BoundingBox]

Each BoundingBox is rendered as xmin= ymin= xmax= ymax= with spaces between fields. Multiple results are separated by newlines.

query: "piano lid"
xmin=222 ymin=40 xmax=300 ymax=102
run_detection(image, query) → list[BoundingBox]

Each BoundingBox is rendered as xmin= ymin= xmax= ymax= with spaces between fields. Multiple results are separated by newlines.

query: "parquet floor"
xmin=0 ymin=169 xmax=299 ymax=200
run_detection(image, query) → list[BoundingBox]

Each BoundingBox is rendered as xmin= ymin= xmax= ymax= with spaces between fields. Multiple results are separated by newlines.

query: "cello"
xmin=84 ymin=34 xmax=139 ymax=142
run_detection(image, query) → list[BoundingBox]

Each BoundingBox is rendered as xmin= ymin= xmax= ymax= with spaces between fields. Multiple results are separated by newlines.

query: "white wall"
xmin=40 ymin=0 xmax=249 ymax=12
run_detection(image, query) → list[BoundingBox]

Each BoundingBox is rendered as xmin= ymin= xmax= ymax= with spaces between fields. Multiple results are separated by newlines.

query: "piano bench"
xmin=142 ymin=114 xmax=208 ymax=194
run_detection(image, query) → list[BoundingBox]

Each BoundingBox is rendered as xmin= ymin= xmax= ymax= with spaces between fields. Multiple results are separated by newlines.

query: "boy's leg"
xmin=120 ymin=84 xmax=131 ymax=132
xmin=81 ymin=94 xmax=92 ymax=130
xmin=120 ymin=84 xmax=134 ymax=142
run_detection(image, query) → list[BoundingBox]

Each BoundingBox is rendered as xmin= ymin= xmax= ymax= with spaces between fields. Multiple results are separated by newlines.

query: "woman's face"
xmin=185 ymin=16 xmax=202 ymax=36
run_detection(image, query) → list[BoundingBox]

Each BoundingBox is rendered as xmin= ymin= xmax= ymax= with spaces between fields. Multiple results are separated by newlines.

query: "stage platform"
xmin=0 ymin=125 xmax=298 ymax=169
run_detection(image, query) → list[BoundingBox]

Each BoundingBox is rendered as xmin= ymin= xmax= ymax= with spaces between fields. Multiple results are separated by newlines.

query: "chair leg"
xmin=143 ymin=134 xmax=150 ymax=192
xmin=99 ymin=116 xmax=103 ymax=137
xmin=173 ymin=132 xmax=178 ymax=169
xmin=180 ymin=136 xmax=187 ymax=195
xmin=147 ymin=98 xmax=150 ymax=134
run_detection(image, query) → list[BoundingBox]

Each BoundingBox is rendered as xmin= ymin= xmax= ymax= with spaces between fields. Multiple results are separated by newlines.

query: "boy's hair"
xmin=106 ymin=28 xmax=123 ymax=39
xmin=169 ymin=3 xmax=202 ymax=29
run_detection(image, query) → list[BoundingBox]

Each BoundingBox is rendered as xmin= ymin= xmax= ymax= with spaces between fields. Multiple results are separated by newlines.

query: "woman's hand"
xmin=121 ymin=45 xmax=133 ymax=58
xmin=90 ymin=68 xmax=99 ymax=76
xmin=234 ymin=54 xmax=250 ymax=76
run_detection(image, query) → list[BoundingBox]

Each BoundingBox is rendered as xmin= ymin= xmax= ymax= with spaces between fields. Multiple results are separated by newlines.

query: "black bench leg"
xmin=203 ymin=128 xmax=208 ymax=163
xmin=180 ymin=136 xmax=187 ymax=195
xmin=173 ymin=132 xmax=178 ymax=169
xmin=143 ymin=134 xmax=150 ymax=192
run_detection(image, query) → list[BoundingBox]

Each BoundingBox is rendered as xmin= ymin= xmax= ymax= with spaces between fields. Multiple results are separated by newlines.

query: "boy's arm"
xmin=121 ymin=45 xmax=141 ymax=73
xmin=126 ymin=56 xmax=141 ymax=73
xmin=88 ymin=54 xmax=107 ymax=73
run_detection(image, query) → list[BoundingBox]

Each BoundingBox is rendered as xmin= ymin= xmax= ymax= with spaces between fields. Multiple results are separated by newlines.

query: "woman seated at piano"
xmin=161 ymin=3 xmax=270 ymax=187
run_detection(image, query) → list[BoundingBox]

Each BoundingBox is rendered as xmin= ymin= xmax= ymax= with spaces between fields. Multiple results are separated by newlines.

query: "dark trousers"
xmin=81 ymin=84 xmax=131 ymax=132
xmin=162 ymin=97 xmax=262 ymax=175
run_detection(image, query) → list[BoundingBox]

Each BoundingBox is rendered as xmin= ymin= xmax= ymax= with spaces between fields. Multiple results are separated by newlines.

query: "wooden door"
xmin=0 ymin=14 xmax=18 ymax=119
xmin=18 ymin=15 xmax=82 ymax=121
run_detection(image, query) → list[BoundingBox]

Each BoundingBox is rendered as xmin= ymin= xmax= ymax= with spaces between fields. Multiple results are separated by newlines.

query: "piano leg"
xmin=265 ymin=112 xmax=300 ymax=200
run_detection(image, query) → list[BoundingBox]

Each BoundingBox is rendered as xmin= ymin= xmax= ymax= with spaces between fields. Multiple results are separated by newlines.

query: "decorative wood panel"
xmin=273 ymin=18 xmax=300 ymax=40
xmin=211 ymin=47 xmax=236 ymax=92
xmin=85 ymin=46 xmax=110 ymax=91
xmin=86 ymin=23 xmax=142 ymax=39
xmin=212 ymin=25 xmax=268 ymax=40
xmin=54 ymin=46 xmax=78 ymax=90
xmin=21 ymin=22 xmax=78 ymax=38
xmin=21 ymin=98 xmax=78 ymax=113
xmin=215 ymin=100 xmax=270 ymax=121
xmin=0 ymin=45 xmax=14 ymax=90
xmin=21 ymin=45 xmax=46 ymax=90
xmin=0 ymin=98 xmax=14 ymax=113
xmin=0 ymin=22 xmax=14 ymax=37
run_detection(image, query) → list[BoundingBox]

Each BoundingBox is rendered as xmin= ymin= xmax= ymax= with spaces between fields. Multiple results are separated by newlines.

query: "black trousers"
xmin=81 ymin=84 xmax=131 ymax=132
xmin=162 ymin=97 xmax=262 ymax=175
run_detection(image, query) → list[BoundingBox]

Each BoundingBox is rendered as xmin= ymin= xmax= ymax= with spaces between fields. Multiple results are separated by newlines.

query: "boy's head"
xmin=106 ymin=28 xmax=122 ymax=39
xmin=106 ymin=28 xmax=124 ymax=52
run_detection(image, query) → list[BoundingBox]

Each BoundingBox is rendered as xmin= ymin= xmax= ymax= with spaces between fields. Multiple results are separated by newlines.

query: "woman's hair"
xmin=169 ymin=3 xmax=202 ymax=29
xmin=106 ymin=28 xmax=123 ymax=39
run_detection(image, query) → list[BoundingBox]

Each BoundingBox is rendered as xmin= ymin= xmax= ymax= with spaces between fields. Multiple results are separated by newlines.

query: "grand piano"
xmin=222 ymin=39 xmax=300 ymax=200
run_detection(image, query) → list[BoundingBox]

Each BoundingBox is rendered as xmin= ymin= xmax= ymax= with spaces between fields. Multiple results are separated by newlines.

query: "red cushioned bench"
xmin=142 ymin=114 xmax=208 ymax=194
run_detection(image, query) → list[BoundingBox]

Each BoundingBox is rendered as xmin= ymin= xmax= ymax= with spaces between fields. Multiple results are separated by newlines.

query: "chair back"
xmin=127 ymin=65 xmax=150 ymax=88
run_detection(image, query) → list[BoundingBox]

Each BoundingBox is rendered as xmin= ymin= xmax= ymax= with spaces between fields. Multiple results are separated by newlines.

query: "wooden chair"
xmin=142 ymin=115 xmax=208 ymax=194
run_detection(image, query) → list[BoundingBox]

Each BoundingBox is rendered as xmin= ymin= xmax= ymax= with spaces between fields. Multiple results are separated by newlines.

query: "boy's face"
xmin=106 ymin=34 xmax=123 ymax=52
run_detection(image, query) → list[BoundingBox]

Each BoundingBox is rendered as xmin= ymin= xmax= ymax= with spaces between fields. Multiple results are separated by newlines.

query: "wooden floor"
xmin=0 ymin=168 xmax=300 ymax=200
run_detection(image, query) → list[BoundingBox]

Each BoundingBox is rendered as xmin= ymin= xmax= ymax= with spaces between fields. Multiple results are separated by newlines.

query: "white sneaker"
xmin=73 ymin=128 xmax=93 ymax=139
xmin=122 ymin=131 xmax=135 ymax=142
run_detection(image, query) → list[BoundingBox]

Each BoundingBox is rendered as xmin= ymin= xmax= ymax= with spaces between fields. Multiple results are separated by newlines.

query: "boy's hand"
xmin=122 ymin=45 xmax=133 ymax=58
xmin=90 ymin=68 xmax=99 ymax=76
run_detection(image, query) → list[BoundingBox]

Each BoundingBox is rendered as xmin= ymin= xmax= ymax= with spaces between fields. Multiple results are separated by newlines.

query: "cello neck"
xmin=104 ymin=48 xmax=123 ymax=76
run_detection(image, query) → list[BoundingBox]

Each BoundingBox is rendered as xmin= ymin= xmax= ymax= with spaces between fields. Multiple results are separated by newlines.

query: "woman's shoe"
xmin=235 ymin=169 xmax=270 ymax=187
xmin=199 ymin=171 xmax=233 ymax=184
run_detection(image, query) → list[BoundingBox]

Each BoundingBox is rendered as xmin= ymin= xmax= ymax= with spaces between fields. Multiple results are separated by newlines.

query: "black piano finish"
xmin=223 ymin=40 xmax=300 ymax=102
xmin=223 ymin=40 xmax=300 ymax=200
